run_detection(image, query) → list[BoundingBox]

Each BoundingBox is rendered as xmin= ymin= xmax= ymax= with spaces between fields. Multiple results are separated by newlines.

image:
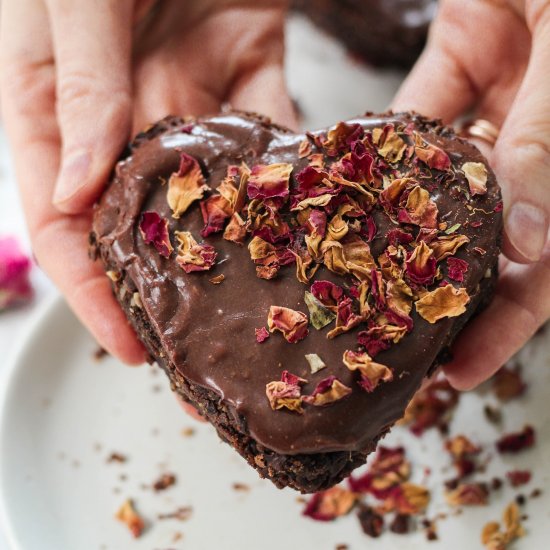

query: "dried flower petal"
xmin=200 ymin=195 xmax=232 ymax=237
xmin=496 ymin=426 xmax=535 ymax=454
xmin=267 ymin=306 xmax=309 ymax=343
xmin=255 ymin=327 xmax=270 ymax=343
xmin=115 ymin=499 xmax=145 ymax=538
xmin=506 ymin=470 xmax=531 ymax=487
xmin=446 ymin=483 xmax=489 ymax=506
xmin=167 ymin=153 xmax=209 ymax=218
xmin=175 ymin=231 xmax=217 ymax=273
xmin=302 ymin=376 xmax=352 ymax=406
xmin=447 ymin=257 xmax=469 ymax=282
xmin=399 ymin=186 xmax=439 ymax=229
xmin=445 ymin=435 xmax=481 ymax=459
xmin=416 ymin=285 xmax=470 ymax=323
xmin=462 ymin=162 xmax=488 ymax=196
xmin=139 ymin=211 xmax=173 ymax=258
xmin=0 ymin=236 xmax=33 ymax=310
xmin=209 ymin=274 xmax=225 ymax=285
xmin=265 ymin=370 xmax=306 ymax=413
xmin=405 ymin=241 xmax=436 ymax=285
xmin=327 ymin=297 xmax=363 ymax=338
xmin=304 ymin=291 xmax=336 ymax=329
xmin=429 ymin=234 xmax=470 ymax=261
xmin=310 ymin=280 xmax=344 ymax=311
xmin=247 ymin=163 xmax=293 ymax=200
xmin=223 ymin=213 xmax=247 ymax=244
xmin=386 ymin=483 xmax=430 ymax=515
xmin=414 ymin=137 xmax=451 ymax=171
xmin=343 ymin=350 xmax=393 ymax=392
xmin=305 ymin=353 xmax=327 ymax=374
xmin=303 ymin=486 xmax=357 ymax=521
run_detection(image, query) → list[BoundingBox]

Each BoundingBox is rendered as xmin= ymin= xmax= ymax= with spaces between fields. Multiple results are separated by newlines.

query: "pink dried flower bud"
xmin=0 ymin=236 xmax=33 ymax=310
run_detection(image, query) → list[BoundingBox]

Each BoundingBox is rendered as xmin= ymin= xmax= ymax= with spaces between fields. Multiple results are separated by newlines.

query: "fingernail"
xmin=506 ymin=201 xmax=548 ymax=262
xmin=53 ymin=150 xmax=91 ymax=204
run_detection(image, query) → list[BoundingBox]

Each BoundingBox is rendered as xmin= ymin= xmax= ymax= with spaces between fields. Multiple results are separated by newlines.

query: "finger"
xmin=229 ymin=62 xmax=299 ymax=130
xmin=132 ymin=57 xmax=221 ymax=133
xmin=443 ymin=245 xmax=550 ymax=390
xmin=490 ymin=2 xmax=550 ymax=264
xmin=391 ymin=0 xmax=477 ymax=122
xmin=45 ymin=0 xmax=134 ymax=214
xmin=1 ymin=2 xmax=145 ymax=365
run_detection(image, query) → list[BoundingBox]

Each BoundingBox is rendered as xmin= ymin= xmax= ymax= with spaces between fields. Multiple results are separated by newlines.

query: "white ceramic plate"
xmin=1 ymin=15 xmax=550 ymax=550
xmin=1 ymin=295 xmax=550 ymax=550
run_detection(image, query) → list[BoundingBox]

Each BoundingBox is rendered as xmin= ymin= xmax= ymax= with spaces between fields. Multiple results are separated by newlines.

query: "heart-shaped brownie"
xmin=91 ymin=112 xmax=502 ymax=493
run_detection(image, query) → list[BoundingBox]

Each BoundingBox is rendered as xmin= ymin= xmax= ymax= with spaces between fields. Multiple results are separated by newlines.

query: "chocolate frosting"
xmin=93 ymin=112 xmax=501 ymax=455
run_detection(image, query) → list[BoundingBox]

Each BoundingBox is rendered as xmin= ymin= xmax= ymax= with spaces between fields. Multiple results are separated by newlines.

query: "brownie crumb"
xmin=158 ymin=507 xmax=193 ymax=522
xmin=390 ymin=513 xmax=412 ymax=534
xmin=153 ymin=473 xmax=176 ymax=492
xmin=181 ymin=427 xmax=195 ymax=437
xmin=357 ymin=503 xmax=384 ymax=538
xmin=232 ymin=482 xmax=250 ymax=492
xmin=530 ymin=488 xmax=542 ymax=499
xmin=483 ymin=404 xmax=502 ymax=425
xmin=93 ymin=346 xmax=108 ymax=361
xmin=107 ymin=452 xmax=127 ymax=464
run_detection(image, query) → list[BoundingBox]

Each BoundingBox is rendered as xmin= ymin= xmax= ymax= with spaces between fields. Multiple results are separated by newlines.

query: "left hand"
xmin=392 ymin=0 xmax=550 ymax=390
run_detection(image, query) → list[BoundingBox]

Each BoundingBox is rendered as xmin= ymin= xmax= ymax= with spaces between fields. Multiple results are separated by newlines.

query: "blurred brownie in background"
xmin=292 ymin=0 xmax=437 ymax=68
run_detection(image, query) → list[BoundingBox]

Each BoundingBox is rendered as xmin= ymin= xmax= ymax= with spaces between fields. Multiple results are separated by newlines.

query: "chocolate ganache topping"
xmin=92 ymin=112 xmax=502 ymax=456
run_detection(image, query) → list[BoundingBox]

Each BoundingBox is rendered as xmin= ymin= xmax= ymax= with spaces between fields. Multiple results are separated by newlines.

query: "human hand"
xmin=0 ymin=0 xmax=295 ymax=364
xmin=392 ymin=0 xmax=550 ymax=389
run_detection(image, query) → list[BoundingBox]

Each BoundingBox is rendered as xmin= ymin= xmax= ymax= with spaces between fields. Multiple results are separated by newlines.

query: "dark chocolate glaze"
xmin=93 ymin=112 xmax=501 ymax=455
xmin=293 ymin=0 xmax=438 ymax=68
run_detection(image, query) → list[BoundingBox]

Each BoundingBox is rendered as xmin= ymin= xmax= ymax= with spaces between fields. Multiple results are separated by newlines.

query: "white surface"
xmin=1 ymin=297 xmax=549 ymax=550
xmin=0 ymin=13 xmax=548 ymax=550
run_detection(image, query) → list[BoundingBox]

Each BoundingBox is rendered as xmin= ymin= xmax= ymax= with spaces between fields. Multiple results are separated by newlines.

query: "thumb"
xmin=491 ymin=1 xmax=550 ymax=264
xmin=47 ymin=0 xmax=133 ymax=214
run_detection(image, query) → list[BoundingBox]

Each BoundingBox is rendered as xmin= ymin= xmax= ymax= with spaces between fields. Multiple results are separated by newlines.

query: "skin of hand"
xmin=392 ymin=0 xmax=550 ymax=390
xmin=0 ymin=0 xmax=296 ymax=365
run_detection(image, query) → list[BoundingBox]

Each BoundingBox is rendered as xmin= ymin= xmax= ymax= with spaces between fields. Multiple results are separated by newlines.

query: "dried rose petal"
xmin=310 ymin=280 xmax=344 ymax=311
xmin=327 ymin=297 xmax=363 ymax=338
xmin=305 ymin=353 xmax=326 ymax=374
xmin=139 ymin=211 xmax=173 ymax=258
xmin=385 ymin=483 xmax=430 ymax=515
xmin=0 ymin=236 xmax=33 ymax=310
xmin=200 ymin=195 xmax=232 ymax=237
xmin=302 ymin=376 xmax=352 ymax=406
xmin=373 ymin=125 xmax=407 ymax=163
xmin=506 ymin=470 xmax=531 ymax=488
xmin=115 ymin=499 xmax=145 ymax=538
xmin=343 ymin=350 xmax=393 ymax=392
xmin=247 ymin=163 xmax=293 ymax=200
xmin=175 ymin=231 xmax=217 ymax=273
xmin=496 ymin=426 xmax=535 ymax=454
xmin=446 ymin=482 xmax=489 ymax=506
xmin=303 ymin=486 xmax=357 ymax=521
xmin=223 ymin=213 xmax=247 ymax=244
xmin=447 ymin=257 xmax=469 ymax=282
xmin=398 ymin=186 xmax=439 ymax=229
xmin=267 ymin=305 xmax=309 ymax=343
xmin=255 ymin=327 xmax=270 ymax=343
xmin=304 ymin=291 xmax=336 ymax=330
xmin=265 ymin=370 xmax=306 ymax=413
xmin=445 ymin=435 xmax=481 ymax=459
xmin=462 ymin=162 xmax=488 ymax=196
xmin=405 ymin=241 xmax=437 ymax=285
xmin=402 ymin=376 xmax=459 ymax=435
xmin=321 ymin=122 xmax=363 ymax=156
xmin=414 ymin=137 xmax=451 ymax=171
xmin=416 ymin=285 xmax=470 ymax=323
xmin=167 ymin=153 xmax=209 ymax=218
xmin=429 ymin=234 xmax=470 ymax=261
xmin=349 ymin=446 xmax=410 ymax=497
